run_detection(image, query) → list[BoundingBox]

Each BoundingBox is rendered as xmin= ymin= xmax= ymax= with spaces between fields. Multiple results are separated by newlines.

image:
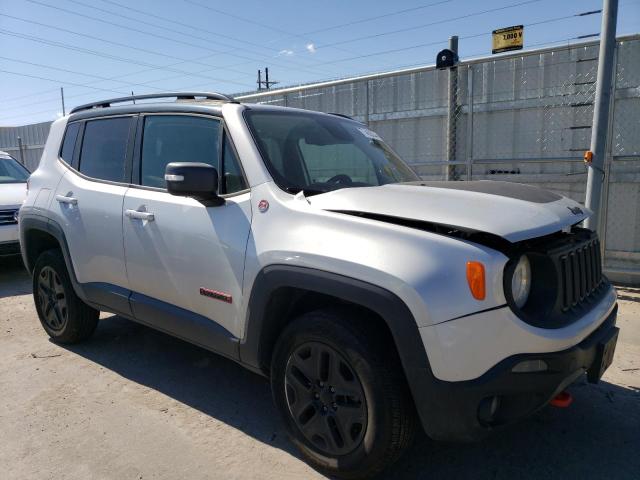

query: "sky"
xmin=0 ymin=0 xmax=638 ymax=126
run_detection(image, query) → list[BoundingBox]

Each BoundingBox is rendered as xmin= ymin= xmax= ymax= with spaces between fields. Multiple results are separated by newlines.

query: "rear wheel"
xmin=32 ymin=249 xmax=99 ymax=343
xmin=271 ymin=308 xmax=415 ymax=479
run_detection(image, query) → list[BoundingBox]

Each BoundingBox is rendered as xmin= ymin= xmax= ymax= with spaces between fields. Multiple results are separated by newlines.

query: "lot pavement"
xmin=1 ymin=255 xmax=638 ymax=479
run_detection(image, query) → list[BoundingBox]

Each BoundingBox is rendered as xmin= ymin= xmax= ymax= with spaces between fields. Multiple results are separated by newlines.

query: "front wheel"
xmin=32 ymin=249 xmax=99 ymax=343
xmin=271 ymin=308 xmax=416 ymax=479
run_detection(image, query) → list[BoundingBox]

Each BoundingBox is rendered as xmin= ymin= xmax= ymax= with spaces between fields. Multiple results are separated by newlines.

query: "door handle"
xmin=55 ymin=194 xmax=78 ymax=205
xmin=125 ymin=209 xmax=155 ymax=221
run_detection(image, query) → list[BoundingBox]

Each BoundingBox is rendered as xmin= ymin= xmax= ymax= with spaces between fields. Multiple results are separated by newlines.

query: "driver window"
xmin=141 ymin=115 xmax=220 ymax=188
xmin=297 ymin=140 xmax=377 ymax=184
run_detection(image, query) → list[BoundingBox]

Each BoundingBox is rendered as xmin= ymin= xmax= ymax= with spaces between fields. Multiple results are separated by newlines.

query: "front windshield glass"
xmin=0 ymin=156 xmax=30 ymax=184
xmin=245 ymin=110 xmax=418 ymax=195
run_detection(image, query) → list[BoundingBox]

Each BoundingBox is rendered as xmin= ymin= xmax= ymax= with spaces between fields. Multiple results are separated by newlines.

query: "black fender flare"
xmin=20 ymin=214 xmax=89 ymax=300
xmin=21 ymin=214 xmax=132 ymax=316
xmin=239 ymin=264 xmax=439 ymax=433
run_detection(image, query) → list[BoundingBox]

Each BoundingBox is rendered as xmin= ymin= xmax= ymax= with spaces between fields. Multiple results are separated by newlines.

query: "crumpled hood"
xmin=307 ymin=181 xmax=590 ymax=243
xmin=0 ymin=183 xmax=27 ymax=208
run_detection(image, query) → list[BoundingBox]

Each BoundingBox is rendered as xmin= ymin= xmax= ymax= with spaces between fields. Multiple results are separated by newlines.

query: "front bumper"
xmin=415 ymin=305 xmax=618 ymax=442
xmin=0 ymin=223 xmax=19 ymax=243
xmin=0 ymin=222 xmax=20 ymax=256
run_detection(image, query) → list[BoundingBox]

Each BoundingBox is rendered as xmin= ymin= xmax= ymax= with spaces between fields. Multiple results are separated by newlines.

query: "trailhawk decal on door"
xmin=199 ymin=287 xmax=233 ymax=304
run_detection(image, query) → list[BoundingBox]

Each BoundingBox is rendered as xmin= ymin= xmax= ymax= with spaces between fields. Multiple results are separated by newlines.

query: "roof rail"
xmin=70 ymin=92 xmax=238 ymax=114
xmin=328 ymin=112 xmax=365 ymax=124
xmin=328 ymin=113 xmax=354 ymax=120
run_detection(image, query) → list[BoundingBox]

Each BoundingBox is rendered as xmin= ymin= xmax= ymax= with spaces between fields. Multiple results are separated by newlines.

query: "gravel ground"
xmin=1 ymin=255 xmax=638 ymax=479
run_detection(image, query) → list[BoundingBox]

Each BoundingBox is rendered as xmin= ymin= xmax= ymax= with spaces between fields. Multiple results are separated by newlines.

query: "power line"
xmin=35 ymin=0 xmax=336 ymax=78
xmin=88 ymin=0 xmax=348 ymax=76
xmin=0 ymin=0 xmax=607 ymax=118
xmin=0 ymin=69 xmax=129 ymax=97
xmin=97 ymin=0 xmax=282 ymax=54
xmin=26 ymin=0 xmax=227 ymax=54
xmin=0 ymin=29 xmax=254 ymax=88
xmin=180 ymin=0 xmax=404 ymax=70
xmin=0 ymin=14 xmax=254 ymax=79
xmin=308 ymin=10 xmax=598 ymax=67
xmin=315 ymin=0 xmax=546 ymax=49
xmin=281 ymin=0 xmax=454 ymax=38
xmin=0 ymin=0 xmax=394 ymax=107
xmin=0 ymin=56 xmax=243 ymax=114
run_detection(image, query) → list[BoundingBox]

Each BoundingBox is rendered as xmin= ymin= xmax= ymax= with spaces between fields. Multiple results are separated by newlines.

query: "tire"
xmin=271 ymin=307 xmax=416 ymax=479
xmin=32 ymin=249 xmax=99 ymax=344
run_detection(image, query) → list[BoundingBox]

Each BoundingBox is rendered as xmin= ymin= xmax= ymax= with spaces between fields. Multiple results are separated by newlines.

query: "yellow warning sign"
xmin=492 ymin=25 xmax=524 ymax=54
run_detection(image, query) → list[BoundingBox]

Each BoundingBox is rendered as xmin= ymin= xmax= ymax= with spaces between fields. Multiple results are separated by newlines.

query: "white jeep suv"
xmin=1 ymin=151 xmax=29 ymax=256
xmin=20 ymin=93 xmax=619 ymax=479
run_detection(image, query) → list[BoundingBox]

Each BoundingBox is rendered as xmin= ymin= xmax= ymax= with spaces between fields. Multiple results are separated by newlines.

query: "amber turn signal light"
xmin=466 ymin=261 xmax=486 ymax=300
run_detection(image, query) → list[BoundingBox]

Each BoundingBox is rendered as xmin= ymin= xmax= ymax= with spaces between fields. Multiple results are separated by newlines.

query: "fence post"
xmin=17 ymin=136 xmax=26 ymax=166
xmin=585 ymin=0 xmax=618 ymax=230
xmin=446 ymin=36 xmax=459 ymax=181
xmin=364 ymin=80 xmax=370 ymax=126
xmin=466 ymin=66 xmax=474 ymax=181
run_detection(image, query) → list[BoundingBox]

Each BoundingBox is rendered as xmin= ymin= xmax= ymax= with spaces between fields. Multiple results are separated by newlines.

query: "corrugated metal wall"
xmin=0 ymin=121 xmax=51 ymax=171
xmin=1 ymin=36 xmax=638 ymax=282
xmin=237 ymin=35 xmax=640 ymax=283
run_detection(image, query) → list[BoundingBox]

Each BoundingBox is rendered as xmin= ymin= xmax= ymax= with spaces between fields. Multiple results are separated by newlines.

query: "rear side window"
xmin=140 ymin=115 xmax=220 ymax=188
xmin=60 ymin=122 xmax=80 ymax=164
xmin=79 ymin=117 xmax=131 ymax=182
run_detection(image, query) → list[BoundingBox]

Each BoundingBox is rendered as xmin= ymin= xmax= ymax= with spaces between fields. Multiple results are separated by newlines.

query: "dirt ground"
xmin=1 ymin=255 xmax=638 ymax=480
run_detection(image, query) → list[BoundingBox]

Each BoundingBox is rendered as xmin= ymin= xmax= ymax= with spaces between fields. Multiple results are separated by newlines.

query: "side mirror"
xmin=165 ymin=162 xmax=224 ymax=206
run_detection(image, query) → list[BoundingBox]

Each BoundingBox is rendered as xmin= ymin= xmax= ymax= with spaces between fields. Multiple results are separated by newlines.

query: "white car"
xmin=0 ymin=151 xmax=29 ymax=256
xmin=19 ymin=93 xmax=618 ymax=479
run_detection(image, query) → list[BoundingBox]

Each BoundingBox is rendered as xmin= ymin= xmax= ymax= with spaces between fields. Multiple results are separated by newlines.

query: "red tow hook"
xmin=550 ymin=391 xmax=573 ymax=408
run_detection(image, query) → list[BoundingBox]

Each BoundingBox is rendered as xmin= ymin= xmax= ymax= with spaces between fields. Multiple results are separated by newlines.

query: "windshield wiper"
xmin=285 ymin=186 xmax=327 ymax=197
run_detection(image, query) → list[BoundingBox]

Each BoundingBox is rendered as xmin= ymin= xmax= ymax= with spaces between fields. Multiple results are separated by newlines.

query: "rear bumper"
xmin=414 ymin=304 xmax=618 ymax=442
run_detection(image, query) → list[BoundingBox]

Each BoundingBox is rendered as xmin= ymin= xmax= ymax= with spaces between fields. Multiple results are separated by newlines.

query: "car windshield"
xmin=0 ymin=156 xmax=30 ymax=184
xmin=245 ymin=110 xmax=418 ymax=195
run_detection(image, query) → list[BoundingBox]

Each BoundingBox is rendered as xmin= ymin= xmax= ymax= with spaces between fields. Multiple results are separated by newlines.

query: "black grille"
xmin=557 ymin=238 xmax=602 ymax=311
xmin=0 ymin=208 xmax=19 ymax=226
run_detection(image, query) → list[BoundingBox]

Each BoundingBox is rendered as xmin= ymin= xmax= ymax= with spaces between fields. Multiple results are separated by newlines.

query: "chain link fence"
xmin=238 ymin=35 xmax=640 ymax=283
xmin=0 ymin=36 xmax=638 ymax=282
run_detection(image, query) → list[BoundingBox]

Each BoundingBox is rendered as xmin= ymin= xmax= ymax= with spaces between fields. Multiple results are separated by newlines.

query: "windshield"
xmin=0 ymin=156 xmax=30 ymax=184
xmin=245 ymin=110 xmax=418 ymax=195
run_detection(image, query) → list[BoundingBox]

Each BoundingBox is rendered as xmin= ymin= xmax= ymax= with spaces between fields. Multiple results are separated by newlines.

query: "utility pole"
xmin=257 ymin=67 xmax=279 ymax=90
xmin=60 ymin=87 xmax=66 ymax=116
xmin=446 ymin=35 xmax=459 ymax=181
xmin=585 ymin=0 xmax=618 ymax=231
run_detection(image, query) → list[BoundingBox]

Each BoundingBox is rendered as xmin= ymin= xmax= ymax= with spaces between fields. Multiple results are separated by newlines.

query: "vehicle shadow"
xmin=0 ymin=255 xmax=31 ymax=299
xmin=59 ymin=314 xmax=300 ymax=458
xmin=59 ymin=314 xmax=640 ymax=480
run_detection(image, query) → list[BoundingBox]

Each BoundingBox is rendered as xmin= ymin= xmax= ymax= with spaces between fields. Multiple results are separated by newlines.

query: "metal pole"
xmin=265 ymin=67 xmax=270 ymax=89
xmin=584 ymin=0 xmax=618 ymax=230
xmin=364 ymin=80 xmax=370 ymax=126
xmin=257 ymin=69 xmax=262 ymax=91
xmin=60 ymin=87 xmax=66 ymax=116
xmin=466 ymin=66 xmax=474 ymax=181
xmin=17 ymin=136 xmax=26 ymax=166
xmin=446 ymin=35 xmax=459 ymax=181
xmin=597 ymin=46 xmax=619 ymax=259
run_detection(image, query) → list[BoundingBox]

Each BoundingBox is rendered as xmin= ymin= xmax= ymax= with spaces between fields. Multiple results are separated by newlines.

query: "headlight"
xmin=511 ymin=255 xmax=531 ymax=308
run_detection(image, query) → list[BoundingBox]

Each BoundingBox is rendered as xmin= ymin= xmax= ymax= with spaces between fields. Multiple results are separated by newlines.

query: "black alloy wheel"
xmin=285 ymin=341 xmax=368 ymax=456
xmin=32 ymin=249 xmax=99 ymax=344
xmin=36 ymin=265 xmax=68 ymax=331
